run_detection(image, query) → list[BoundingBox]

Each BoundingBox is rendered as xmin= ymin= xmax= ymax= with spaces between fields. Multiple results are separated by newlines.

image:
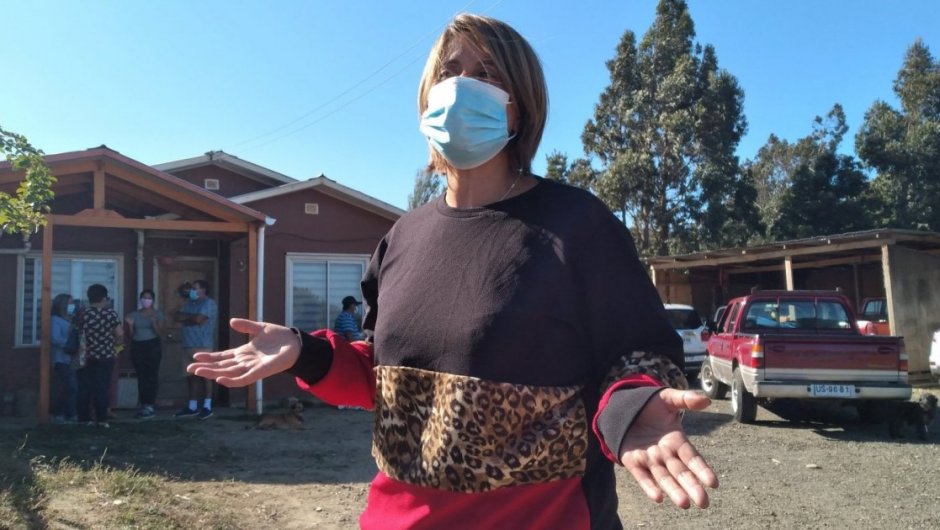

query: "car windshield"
xmin=666 ymin=308 xmax=702 ymax=330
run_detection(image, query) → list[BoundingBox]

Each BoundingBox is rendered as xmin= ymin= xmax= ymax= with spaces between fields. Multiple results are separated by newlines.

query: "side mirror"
xmin=706 ymin=320 xmax=719 ymax=333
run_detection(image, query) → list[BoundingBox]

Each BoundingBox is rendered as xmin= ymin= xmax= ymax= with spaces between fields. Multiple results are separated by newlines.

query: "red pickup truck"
xmin=700 ymin=290 xmax=911 ymax=423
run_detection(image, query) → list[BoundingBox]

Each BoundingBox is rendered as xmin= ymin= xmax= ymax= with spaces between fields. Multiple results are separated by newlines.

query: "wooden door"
xmin=156 ymin=258 xmax=216 ymax=407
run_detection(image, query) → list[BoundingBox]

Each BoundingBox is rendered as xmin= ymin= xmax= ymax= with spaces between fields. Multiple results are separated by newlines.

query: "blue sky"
xmin=3 ymin=1 xmax=938 ymax=210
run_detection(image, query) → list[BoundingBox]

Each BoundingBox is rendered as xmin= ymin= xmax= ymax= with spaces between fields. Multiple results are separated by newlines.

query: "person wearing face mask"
xmin=125 ymin=289 xmax=165 ymax=419
xmin=50 ymin=293 xmax=78 ymax=423
xmin=174 ymin=279 xmax=217 ymax=420
xmin=188 ymin=14 xmax=717 ymax=529
xmin=333 ymin=296 xmax=365 ymax=341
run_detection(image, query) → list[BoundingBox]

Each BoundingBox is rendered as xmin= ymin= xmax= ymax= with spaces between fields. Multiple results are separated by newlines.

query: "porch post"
xmin=784 ymin=256 xmax=794 ymax=290
xmin=880 ymin=244 xmax=895 ymax=336
xmin=245 ymin=226 xmax=259 ymax=412
xmin=38 ymin=216 xmax=54 ymax=423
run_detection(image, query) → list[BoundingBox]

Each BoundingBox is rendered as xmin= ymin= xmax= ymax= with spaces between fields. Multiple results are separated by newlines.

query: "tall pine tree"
xmin=580 ymin=0 xmax=754 ymax=256
xmin=856 ymin=39 xmax=940 ymax=231
xmin=407 ymin=169 xmax=444 ymax=210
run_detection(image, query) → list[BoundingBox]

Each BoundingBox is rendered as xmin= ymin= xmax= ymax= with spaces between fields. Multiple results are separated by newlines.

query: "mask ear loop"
xmin=506 ymin=100 xmax=518 ymax=142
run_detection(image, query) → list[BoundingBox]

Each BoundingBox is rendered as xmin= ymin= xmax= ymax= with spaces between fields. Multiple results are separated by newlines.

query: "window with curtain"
xmin=19 ymin=255 xmax=121 ymax=346
xmin=287 ymin=254 xmax=368 ymax=331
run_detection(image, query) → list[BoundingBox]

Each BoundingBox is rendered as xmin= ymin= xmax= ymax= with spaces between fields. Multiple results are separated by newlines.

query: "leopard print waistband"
xmin=372 ymin=366 xmax=588 ymax=493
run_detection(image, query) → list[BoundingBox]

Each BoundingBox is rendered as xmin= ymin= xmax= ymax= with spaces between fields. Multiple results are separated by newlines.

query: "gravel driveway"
xmin=617 ymin=388 xmax=940 ymax=529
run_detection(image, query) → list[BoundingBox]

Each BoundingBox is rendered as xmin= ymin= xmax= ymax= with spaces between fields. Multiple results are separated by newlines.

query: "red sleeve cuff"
xmin=592 ymin=374 xmax=664 ymax=462
xmin=294 ymin=329 xmax=376 ymax=409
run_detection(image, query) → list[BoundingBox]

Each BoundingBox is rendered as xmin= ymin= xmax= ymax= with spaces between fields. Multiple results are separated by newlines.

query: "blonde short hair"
xmin=418 ymin=14 xmax=548 ymax=176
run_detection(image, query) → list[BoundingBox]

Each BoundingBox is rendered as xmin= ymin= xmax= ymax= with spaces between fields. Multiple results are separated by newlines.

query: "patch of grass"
xmin=0 ymin=422 xmax=245 ymax=528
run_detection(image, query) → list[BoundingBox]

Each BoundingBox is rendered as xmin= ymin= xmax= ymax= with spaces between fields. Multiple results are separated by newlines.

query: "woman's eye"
xmin=438 ymin=69 xmax=457 ymax=81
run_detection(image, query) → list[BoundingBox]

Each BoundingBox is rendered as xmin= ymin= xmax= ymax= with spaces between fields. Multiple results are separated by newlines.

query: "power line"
xmin=225 ymin=0 xmax=484 ymax=152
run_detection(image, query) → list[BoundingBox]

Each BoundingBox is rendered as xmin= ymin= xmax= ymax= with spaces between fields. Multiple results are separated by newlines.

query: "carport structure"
xmin=646 ymin=229 xmax=940 ymax=383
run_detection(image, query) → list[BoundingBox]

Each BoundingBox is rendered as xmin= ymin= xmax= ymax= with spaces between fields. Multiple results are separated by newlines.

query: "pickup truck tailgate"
xmin=761 ymin=334 xmax=904 ymax=383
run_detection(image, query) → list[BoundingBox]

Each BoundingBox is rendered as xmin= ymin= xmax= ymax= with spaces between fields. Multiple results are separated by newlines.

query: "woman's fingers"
xmin=665 ymin=453 xmax=706 ymax=508
xmin=679 ymin=442 xmax=719 ymax=490
xmin=229 ymin=318 xmax=265 ymax=335
xmin=190 ymin=350 xmax=234 ymax=363
xmin=623 ymin=452 xmax=665 ymax=504
xmin=624 ymin=440 xmax=717 ymax=509
xmin=216 ymin=371 xmax=265 ymax=388
xmin=660 ymin=388 xmax=711 ymax=412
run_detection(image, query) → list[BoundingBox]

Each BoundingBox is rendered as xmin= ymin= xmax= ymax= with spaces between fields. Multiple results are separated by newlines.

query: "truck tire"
xmin=699 ymin=358 xmax=728 ymax=400
xmin=731 ymin=367 xmax=757 ymax=424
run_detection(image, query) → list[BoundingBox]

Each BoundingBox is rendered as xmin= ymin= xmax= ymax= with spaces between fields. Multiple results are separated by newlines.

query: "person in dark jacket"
xmin=188 ymin=13 xmax=717 ymax=529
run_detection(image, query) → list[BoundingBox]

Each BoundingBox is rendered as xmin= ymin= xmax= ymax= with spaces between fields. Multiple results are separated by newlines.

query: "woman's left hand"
xmin=619 ymin=389 xmax=718 ymax=509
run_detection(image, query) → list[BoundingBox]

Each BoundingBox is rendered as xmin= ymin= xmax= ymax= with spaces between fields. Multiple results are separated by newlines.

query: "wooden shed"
xmin=646 ymin=229 xmax=940 ymax=383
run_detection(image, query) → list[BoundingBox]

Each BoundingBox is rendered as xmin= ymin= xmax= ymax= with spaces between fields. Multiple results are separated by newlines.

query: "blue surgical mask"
xmin=189 ymin=289 xmax=198 ymax=301
xmin=419 ymin=76 xmax=513 ymax=170
xmin=67 ymin=303 xmax=76 ymax=316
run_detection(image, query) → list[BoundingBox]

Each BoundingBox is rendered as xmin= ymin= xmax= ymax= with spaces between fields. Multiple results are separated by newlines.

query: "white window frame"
xmin=16 ymin=252 xmax=124 ymax=347
xmin=285 ymin=252 xmax=370 ymax=331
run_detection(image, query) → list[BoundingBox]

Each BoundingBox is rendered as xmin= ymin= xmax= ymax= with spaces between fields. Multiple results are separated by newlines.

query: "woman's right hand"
xmin=187 ymin=318 xmax=301 ymax=387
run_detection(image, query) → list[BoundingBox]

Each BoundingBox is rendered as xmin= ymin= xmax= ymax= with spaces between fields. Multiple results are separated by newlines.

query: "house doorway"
xmin=156 ymin=257 xmax=217 ymax=407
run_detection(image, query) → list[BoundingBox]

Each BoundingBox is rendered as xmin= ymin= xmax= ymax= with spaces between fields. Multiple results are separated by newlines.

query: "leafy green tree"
xmin=742 ymin=135 xmax=796 ymax=241
xmin=856 ymin=39 xmax=940 ymax=231
xmin=544 ymin=150 xmax=569 ymax=183
xmin=543 ymin=151 xmax=597 ymax=199
xmin=580 ymin=0 xmax=753 ymax=256
xmin=772 ymin=151 xmax=874 ymax=239
xmin=746 ymin=104 xmax=874 ymax=241
xmin=407 ymin=169 xmax=444 ymax=210
xmin=0 ymin=126 xmax=55 ymax=235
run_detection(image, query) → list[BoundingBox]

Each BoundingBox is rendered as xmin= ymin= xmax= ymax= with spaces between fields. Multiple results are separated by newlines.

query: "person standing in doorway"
xmin=76 ymin=284 xmax=122 ymax=428
xmin=333 ymin=296 xmax=365 ymax=341
xmin=174 ymin=279 xmax=217 ymax=419
xmin=125 ymin=289 xmax=165 ymax=419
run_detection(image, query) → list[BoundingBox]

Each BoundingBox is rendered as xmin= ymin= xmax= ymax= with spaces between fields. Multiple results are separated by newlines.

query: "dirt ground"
xmin=10 ymin=387 xmax=940 ymax=529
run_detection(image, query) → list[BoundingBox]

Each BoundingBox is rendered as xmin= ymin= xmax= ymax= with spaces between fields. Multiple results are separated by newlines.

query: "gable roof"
xmin=153 ymin=150 xmax=296 ymax=187
xmin=0 ymin=145 xmax=267 ymax=226
xmin=230 ymin=175 xmax=405 ymax=221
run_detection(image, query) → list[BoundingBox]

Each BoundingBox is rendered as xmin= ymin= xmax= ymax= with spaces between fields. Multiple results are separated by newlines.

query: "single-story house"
xmin=0 ymin=148 xmax=402 ymax=420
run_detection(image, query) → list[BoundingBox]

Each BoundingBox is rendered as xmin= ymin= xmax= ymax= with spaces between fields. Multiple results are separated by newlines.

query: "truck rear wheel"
xmin=700 ymin=358 xmax=728 ymax=400
xmin=731 ymin=367 xmax=757 ymax=423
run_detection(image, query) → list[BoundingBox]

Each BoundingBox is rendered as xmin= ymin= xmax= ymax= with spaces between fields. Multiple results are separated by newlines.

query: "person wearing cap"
xmin=333 ymin=296 xmax=364 ymax=341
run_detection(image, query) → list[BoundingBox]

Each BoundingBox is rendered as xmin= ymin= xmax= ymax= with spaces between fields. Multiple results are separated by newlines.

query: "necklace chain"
xmin=498 ymin=171 xmax=523 ymax=202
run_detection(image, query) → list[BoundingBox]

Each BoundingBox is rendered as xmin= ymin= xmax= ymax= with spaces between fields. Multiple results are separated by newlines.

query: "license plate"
xmin=809 ymin=384 xmax=855 ymax=398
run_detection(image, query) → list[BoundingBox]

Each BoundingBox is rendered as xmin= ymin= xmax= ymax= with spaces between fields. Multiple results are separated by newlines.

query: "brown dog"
xmin=888 ymin=394 xmax=938 ymax=440
xmin=252 ymin=397 xmax=305 ymax=430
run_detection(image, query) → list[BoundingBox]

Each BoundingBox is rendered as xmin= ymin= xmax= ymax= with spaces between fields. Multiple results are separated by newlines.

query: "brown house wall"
xmin=225 ymin=188 xmax=396 ymax=403
xmin=0 ymin=254 xmax=25 ymax=399
xmin=171 ymin=166 xmax=272 ymax=198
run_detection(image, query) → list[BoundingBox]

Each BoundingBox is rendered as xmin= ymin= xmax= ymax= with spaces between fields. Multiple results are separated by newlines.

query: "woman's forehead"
xmin=443 ymin=36 xmax=490 ymax=63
